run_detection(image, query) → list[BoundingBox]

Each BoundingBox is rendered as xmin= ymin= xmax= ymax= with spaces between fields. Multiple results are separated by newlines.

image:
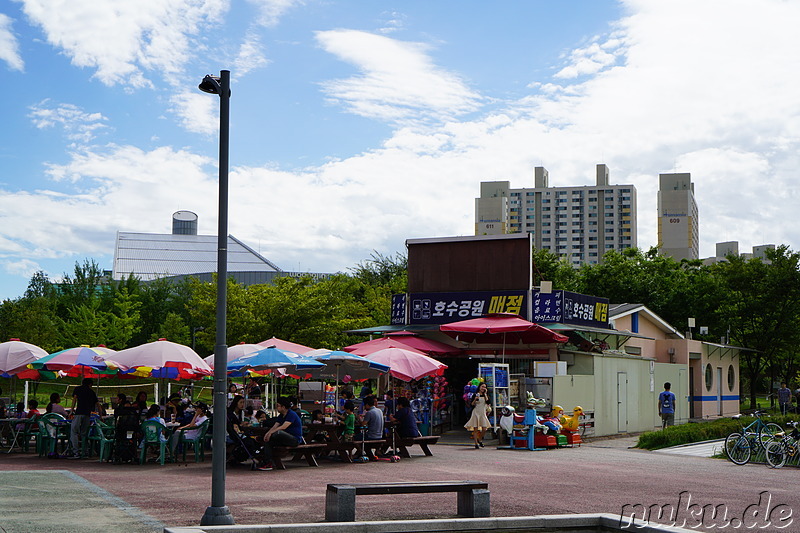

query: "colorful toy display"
xmin=526 ymin=392 xmax=546 ymax=409
xmin=559 ymin=406 xmax=584 ymax=432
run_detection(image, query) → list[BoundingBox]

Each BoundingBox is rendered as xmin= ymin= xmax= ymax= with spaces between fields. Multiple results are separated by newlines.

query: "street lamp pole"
xmin=199 ymin=69 xmax=235 ymax=526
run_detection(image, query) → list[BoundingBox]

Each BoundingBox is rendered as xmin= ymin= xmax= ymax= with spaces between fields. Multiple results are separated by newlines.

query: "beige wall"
xmin=553 ymin=353 xmax=685 ymax=436
xmin=690 ymin=348 xmax=740 ymax=418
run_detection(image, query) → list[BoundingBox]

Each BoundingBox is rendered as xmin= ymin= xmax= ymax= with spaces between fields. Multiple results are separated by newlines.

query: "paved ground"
xmin=0 ymin=435 xmax=796 ymax=532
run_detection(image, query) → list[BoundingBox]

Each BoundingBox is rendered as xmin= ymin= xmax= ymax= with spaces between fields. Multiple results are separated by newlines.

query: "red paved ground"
xmin=0 ymin=438 xmax=796 ymax=531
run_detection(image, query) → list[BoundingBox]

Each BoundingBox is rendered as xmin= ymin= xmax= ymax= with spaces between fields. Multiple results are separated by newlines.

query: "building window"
xmin=705 ymin=364 xmax=713 ymax=392
xmin=728 ymin=365 xmax=735 ymax=392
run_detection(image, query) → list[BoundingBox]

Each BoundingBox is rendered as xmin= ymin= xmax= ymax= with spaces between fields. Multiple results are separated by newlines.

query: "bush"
xmin=635 ymin=414 xmax=796 ymax=450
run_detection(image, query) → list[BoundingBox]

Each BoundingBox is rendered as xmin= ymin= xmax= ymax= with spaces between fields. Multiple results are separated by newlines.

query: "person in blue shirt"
xmin=259 ymin=396 xmax=303 ymax=470
xmin=658 ymin=382 xmax=676 ymax=429
xmin=391 ymin=397 xmax=420 ymax=438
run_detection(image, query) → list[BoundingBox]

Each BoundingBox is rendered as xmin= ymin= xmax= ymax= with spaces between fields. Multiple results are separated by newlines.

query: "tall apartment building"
xmin=657 ymin=173 xmax=699 ymax=260
xmin=474 ymin=164 xmax=637 ymax=266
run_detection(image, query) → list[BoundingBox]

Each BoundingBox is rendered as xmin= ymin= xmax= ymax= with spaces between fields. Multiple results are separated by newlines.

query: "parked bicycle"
xmin=724 ymin=411 xmax=783 ymax=466
xmin=765 ymin=421 xmax=800 ymax=468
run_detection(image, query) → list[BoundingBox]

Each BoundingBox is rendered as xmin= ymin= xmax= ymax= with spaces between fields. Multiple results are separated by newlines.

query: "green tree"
xmin=712 ymin=246 xmax=800 ymax=408
xmin=150 ymin=311 xmax=191 ymax=345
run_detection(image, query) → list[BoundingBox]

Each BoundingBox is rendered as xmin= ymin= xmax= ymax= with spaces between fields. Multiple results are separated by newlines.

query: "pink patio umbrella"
xmin=203 ymin=343 xmax=263 ymax=368
xmin=363 ymin=347 xmax=447 ymax=382
xmin=257 ymin=337 xmax=314 ymax=354
xmin=0 ymin=339 xmax=48 ymax=377
xmin=344 ymin=334 xmax=461 ymax=357
xmin=105 ymin=339 xmax=212 ymax=380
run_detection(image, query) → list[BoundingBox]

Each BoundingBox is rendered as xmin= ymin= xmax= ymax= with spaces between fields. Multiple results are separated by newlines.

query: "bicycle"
xmin=724 ymin=411 xmax=783 ymax=465
xmin=765 ymin=421 xmax=800 ymax=468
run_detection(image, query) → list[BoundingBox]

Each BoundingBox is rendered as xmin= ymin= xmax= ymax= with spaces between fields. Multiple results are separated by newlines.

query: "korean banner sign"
xmin=401 ymin=290 xmax=528 ymax=325
xmin=532 ymin=290 xmax=609 ymax=328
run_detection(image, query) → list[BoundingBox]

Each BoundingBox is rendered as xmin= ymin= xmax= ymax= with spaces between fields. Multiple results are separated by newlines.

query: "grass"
xmin=635 ymin=413 xmax=796 ymax=450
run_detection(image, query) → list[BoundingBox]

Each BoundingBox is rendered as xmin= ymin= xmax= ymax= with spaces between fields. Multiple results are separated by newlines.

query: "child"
xmin=16 ymin=399 xmax=39 ymax=431
xmin=252 ymin=410 xmax=268 ymax=427
xmin=341 ymin=400 xmax=355 ymax=442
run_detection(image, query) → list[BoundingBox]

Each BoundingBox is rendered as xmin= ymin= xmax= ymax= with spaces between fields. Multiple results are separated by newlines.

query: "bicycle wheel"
xmin=758 ymin=423 xmax=784 ymax=448
xmin=765 ymin=441 xmax=787 ymax=468
xmin=725 ymin=432 xmax=751 ymax=465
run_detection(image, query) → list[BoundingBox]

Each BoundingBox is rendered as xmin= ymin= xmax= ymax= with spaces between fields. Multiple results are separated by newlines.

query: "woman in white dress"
xmin=464 ymin=382 xmax=491 ymax=449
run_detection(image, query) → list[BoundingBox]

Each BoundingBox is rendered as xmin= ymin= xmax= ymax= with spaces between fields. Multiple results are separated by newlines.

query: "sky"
xmin=1 ymin=0 xmax=799 ymax=300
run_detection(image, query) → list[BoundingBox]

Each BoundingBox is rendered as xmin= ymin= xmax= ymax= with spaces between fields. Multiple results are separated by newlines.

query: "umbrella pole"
xmin=335 ymin=364 xmax=340 ymax=414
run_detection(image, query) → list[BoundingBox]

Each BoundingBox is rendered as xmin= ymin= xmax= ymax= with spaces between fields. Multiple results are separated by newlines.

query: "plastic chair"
xmin=37 ymin=414 xmax=68 ymax=457
xmin=140 ymin=420 xmax=170 ymax=465
xmin=179 ymin=420 xmax=210 ymax=463
xmin=21 ymin=416 xmax=41 ymax=453
xmin=87 ymin=420 xmax=116 ymax=462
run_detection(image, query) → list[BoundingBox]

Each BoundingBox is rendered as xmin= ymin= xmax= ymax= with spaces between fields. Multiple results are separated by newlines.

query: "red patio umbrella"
xmin=344 ymin=333 xmax=461 ymax=357
xmin=439 ymin=313 xmax=568 ymax=362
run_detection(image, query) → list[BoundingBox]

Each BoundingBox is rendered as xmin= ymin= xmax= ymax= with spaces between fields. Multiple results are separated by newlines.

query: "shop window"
xmin=728 ymin=365 xmax=735 ymax=392
xmin=705 ymin=364 xmax=713 ymax=392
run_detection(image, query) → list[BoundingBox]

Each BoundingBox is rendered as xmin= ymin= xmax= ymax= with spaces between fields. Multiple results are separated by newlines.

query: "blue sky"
xmin=1 ymin=0 xmax=799 ymax=300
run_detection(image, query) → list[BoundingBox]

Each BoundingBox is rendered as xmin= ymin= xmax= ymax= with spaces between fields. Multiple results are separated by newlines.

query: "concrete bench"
xmin=270 ymin=443 xmax=328 ymax=470
xmin=325 ymin=480 xmax=490 ymax=522
xmin=394 ymin=435 xmax=440 ymax=457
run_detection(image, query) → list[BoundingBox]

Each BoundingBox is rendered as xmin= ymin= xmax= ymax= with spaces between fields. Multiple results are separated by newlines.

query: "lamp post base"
xmin=200 ymin=505 xmax=235 ymax=526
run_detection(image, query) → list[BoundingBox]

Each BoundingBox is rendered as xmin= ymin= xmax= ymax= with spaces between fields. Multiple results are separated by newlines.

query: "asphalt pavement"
xmin=0 ymin=434 xmax=796 ymax=532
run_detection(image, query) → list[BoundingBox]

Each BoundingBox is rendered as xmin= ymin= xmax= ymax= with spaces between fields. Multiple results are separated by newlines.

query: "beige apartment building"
xmin=475 ymin=164 xmax=637 ymax=267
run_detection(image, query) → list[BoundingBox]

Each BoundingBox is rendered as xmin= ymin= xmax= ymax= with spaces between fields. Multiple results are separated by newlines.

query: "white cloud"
xmin=16 ymin=0 xmax=228 ymax=87
xmin=554 ymin=36 xmax=624 ymax=79
xmin=316 ymin=29 xmax=483 ymax=123
xmin=245 ymin=0 xmax=302 ymax=28
xmin=234 ymin=32 xmax=269 ymax=75
xmin=0 ymin=13 xmax=24 ymax=71
xmin=28 ymin=100 xmax=109 ymax=143
xmin=169 ymin=90 xmax=218 ymax=135
xmin=0 ymin=145 xmax=214 ymax=261
xmin=2 ymin=258 xmax=40 ymax=278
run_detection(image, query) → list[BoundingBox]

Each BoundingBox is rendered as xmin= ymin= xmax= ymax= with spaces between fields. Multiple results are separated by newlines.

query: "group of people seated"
xmin=227 ymin=394 xmax=303 ymax=471
xmin=226 ymin=391 xmax=422 ymax=471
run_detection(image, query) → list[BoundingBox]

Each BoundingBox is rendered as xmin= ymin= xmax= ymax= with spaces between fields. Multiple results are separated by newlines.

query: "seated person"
xmin=340 ymin=401 xmax=355 ymax=442
xmin=46 ymin=393 xmax=69 ymax=417
xmin=357 ymin=395 xmax=384 ymax=441
xmin=390 ymin=397 xmax=420 ymax=438
xmin=170 ymin=402 xmax=208 ymax=456
xmin=259 ymin=396 xmax=303 ymax=471
xmin=164 ymin=394 xmax=184 ymax=422
xmin=245 ymin=378 xmax=262 ymax=399
xmin=16 ymin=399 xmax=39 ymax=431
xmin=252 ymin=410 xmax=268 ymax=427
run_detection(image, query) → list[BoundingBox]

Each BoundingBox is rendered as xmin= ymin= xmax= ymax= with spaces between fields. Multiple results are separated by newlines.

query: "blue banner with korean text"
xmin=390 ymin=294 xmax=406 ymax=325
xmin=405 ymin=290 xmax=528 ymax=325
xmin=532 ymin=290 xmax=609 ymax=328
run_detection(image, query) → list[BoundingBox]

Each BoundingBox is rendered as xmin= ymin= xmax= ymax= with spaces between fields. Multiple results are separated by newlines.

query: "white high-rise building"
xmin=657 ymin=173 xmax=699 ymax=260
xmin=474 ymin=164 xmax=637 ymax=266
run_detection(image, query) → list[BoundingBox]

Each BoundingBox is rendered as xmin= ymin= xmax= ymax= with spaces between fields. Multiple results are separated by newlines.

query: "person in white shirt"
xmin=170 ymin=403 xmax=208 ymax=456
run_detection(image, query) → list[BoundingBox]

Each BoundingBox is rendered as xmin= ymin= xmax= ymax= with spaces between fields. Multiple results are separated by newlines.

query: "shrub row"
xmin=635 ymin=414 xmax=797 ymax=450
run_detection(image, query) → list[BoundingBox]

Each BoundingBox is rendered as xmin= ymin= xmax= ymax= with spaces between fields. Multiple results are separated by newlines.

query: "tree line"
xmin=2 ymin=246 xmax=798 ymax=408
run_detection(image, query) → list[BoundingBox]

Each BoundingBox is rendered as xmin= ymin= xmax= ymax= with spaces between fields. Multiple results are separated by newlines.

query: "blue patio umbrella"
xmin=305 ymin=350 xmax=390 ymax=411
xmin=227 ymin=347 xmax=324 ymax=376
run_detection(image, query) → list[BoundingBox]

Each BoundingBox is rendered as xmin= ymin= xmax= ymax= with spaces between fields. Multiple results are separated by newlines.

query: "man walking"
xmin=69 ymin=377 xmax=101 ymax=457
xmin=658 ymin=382 xmax=676 ymax=430
xmin=777 ymin=382 xmax=792 ymax=415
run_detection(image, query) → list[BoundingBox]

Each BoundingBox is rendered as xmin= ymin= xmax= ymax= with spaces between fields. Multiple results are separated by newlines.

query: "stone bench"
xmin=325 ymin=480 xmax=490 ymax=522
